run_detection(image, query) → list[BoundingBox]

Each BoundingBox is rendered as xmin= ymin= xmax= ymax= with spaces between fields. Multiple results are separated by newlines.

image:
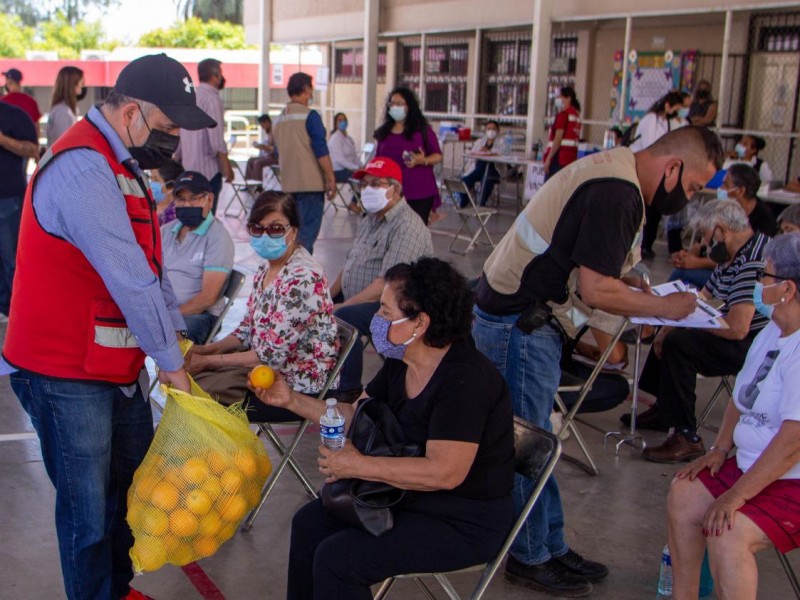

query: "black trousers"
xmin=288 ymin=494 xmax=514 ymax=600
xmin=641 ymin=204 xmax=662 ymax=253
xmin=639 ymin=328 xmax=756 ymax=431
xmin=407 ymin=195 xmax=435 ymax=225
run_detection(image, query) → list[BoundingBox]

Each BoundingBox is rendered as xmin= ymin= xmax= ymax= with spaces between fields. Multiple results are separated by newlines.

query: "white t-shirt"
xmin=328 ymin=130 xmax=360 ymax=172
xmin=629 ymin=113 xmax=687 ymax=153
xmin=732 ymin=321 xmax=800 ymax=477
xmin=722 ymin=157 xmax=773 ymax=186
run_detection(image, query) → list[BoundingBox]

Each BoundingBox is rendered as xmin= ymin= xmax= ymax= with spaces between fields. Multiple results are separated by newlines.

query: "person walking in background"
xmin=0 ymin=101 xmax=38 ymax=323
xmin=374 ymin=87 xmax=442 ymax=225
xmin=46 ymin=66 xmax=85 ymax=147
xmin=272 ymin=72 xmax=337 ymax=253
xmin=1 ymin=68 xmax=42 ymax=139
xmin=543 ymin=86 xmax=582 ymax=179
xmin=175 ymin=58 xmax=234 ymax=214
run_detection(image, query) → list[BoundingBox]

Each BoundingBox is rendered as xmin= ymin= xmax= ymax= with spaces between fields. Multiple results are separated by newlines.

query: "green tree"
xmin=174 ymin=0 xmax=243 ymax=25
xmin=0 ymin=14 xmax=35 ymax=57
xmin=0 ymin=0 xmax=120 ymax=26
xmin=139 ymin=17 xmax=252 ymax=50
xmin=35 ymin=11 xmax=117 ymax=59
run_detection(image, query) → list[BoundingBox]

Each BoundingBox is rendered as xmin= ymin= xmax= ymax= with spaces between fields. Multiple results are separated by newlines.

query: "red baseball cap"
xmin=353 ymin=157 xmax=403 ymax=184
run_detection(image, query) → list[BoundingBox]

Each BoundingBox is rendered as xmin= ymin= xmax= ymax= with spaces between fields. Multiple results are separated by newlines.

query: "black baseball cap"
xmin=173 ymin=171 xmax=214 ymax=195
xmin=113 ymin=53 xmax=216 ymax=131
xmin=3 ymin=69 xmax=22 ymax=83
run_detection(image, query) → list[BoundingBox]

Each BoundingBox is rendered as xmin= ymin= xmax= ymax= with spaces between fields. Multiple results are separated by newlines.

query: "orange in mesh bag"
xmin=127 ymin=377 xmax=271 ymax=572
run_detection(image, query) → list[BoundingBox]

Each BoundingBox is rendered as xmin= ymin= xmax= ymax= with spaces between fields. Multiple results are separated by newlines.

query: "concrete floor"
xmin=1 ymin=187 xmax=798 ymax=599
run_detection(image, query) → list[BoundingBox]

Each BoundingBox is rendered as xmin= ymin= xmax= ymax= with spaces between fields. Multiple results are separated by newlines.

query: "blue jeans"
xmin=10 ymin=372 xmax=154 ymax=599
xmin=334 ymin=301 xmax=380 ymax=392
xmin=294 ymin=191 xmax=325 ymax=254
xmin=472 ymin=307 xmax=568 ymax=565
xmin=668 ymin=267 xmax=713 ymax=290
xmin=334 ymin=169 xmax=354 ymax=183
xmin=459 ymin=161 xmax=499 ymax=207
xmin=183 ymin=311 xmax=217 ymax=344
xmin=0 ymin=196 xmax=23 ymax=315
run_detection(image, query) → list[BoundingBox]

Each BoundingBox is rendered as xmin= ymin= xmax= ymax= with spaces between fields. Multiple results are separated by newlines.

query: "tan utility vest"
xmin=273 ymin=102 xmax=325 ymax=193
xmin=483 ymin=147 xmax=645 ymax=337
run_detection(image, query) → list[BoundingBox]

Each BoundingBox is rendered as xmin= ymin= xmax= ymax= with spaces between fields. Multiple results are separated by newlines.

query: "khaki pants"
xmin=193 ymin=366 xmax=251 ymax=406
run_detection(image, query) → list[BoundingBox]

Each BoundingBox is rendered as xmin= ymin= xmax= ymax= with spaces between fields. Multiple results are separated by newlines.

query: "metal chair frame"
xmin=374 ymin=417 xmax=561 ymax=600
xmin=443 ymin=178 xmax=497 ymax=255
xmin=225 ymin=161 xmax=262 ymax=218
xmin=777 ymin=548 xmax=800 ymax=598
xmin=696 ymin=375 xmax=734 ymax=432
xmin=241 ymin=317 xmax=358 ymax=532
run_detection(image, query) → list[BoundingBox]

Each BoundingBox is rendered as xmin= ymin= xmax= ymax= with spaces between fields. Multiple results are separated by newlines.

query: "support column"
xmin=467 ymin=28 xmax=482 ymax=132
xmin=419 ymin=33 xmax=427 ymax=109
xmin=362 ymin=0 xmax=380 ymax=147
xmin=716 ymin=10 xmax=733 ymax=133
xmin=526 ymin=0 xmax=553 ymax=148
xmin=258 ymin=0 xmax=273 ymax=113
xmin=618 ymin=16 xmax=632 ymax=123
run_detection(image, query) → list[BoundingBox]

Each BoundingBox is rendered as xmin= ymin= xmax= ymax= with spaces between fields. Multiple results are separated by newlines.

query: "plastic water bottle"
xmin=502 ymin=132 xmax=513 ymax=155
xmin=699 ymin=550 xmax=714 ymax=596
xmin=320 ymin=398 xmax=346 ymax=450
xmin=658 ymin=544 xmax=673 ymax=596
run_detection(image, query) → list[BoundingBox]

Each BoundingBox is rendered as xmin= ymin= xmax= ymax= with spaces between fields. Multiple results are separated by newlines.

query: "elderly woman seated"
xmin=779 ymin=204 xmax=800 ymax=235
xmin=252 ymin=258 xmax=515 ymax=600
xmin=666 ymin=233 xmax=800 ymax=600
xmin=188 ymin=191 xmax=339 ymax=420
xmin=626 ymin=200 xmax=771 ymax=462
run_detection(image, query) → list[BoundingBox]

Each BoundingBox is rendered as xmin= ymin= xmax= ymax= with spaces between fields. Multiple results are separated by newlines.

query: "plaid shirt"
xmin=341 ymin=199 xmax=433 ymax=299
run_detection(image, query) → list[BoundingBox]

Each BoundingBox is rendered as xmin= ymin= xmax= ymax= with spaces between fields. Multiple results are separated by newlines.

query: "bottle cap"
xmin=325 ymin=398 xmax=338 ymax=406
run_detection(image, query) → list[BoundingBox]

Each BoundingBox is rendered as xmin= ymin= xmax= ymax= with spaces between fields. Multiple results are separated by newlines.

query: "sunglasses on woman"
xmin=247 ymin=222 xmax=292 ymax=238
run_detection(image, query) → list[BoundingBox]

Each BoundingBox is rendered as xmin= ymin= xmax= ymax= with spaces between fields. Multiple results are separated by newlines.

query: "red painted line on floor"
xmin=181 ymin=562 xmax=226 ymax=600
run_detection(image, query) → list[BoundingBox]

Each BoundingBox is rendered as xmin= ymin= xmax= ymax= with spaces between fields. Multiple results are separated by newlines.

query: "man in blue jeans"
xmin=1 ymin=54 xmax=211 ymax=600
xmin=0 ymin=101 xmax=38 ymax=322
xmin=473 ymin=126 xmax=722 ymax=597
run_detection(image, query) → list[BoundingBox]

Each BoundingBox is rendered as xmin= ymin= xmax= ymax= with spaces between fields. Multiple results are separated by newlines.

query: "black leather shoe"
xmin=641 ymin=248 xmax=656 ymax=260
xmin=554 ymin=549 xmax=609 ymax=582
xmin=619 ymin=405 xmax=671 ymax=432
xmin=505 ymin=555 xmax=592 ymax=597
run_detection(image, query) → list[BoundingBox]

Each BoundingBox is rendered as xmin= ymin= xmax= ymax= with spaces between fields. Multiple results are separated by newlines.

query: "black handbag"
xmin=320 ymin=397 xmax=421 ymax=537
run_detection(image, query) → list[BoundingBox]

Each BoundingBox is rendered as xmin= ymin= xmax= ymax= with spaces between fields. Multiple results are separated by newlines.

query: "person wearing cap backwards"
xmin=0 ymin=68 xmax=42 ymax=139
xmin=0 ymin=54 xmax=215 ymax=600
xmin=329 ymin=156 xmax=433 ymax=401
xmin=161 ymin=171 xmax=234 ymax=344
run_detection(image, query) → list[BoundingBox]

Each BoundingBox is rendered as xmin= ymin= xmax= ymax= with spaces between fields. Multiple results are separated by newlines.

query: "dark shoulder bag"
xmin=320 ymin=397 xmax=421 ymax=537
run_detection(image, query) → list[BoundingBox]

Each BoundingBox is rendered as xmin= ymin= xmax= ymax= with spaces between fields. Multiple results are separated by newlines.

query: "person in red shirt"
xmin=543 ymin=86 xmax=582 ymax=179
xmin=1 ymin=68 xmax=42 ymax=139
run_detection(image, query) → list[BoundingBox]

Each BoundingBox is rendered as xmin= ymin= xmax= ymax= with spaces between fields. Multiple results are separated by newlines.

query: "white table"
xmin=762 ymin=189 xmax=800 ymax=206
xmin=465 ymin=152 xmax=546 ymax=213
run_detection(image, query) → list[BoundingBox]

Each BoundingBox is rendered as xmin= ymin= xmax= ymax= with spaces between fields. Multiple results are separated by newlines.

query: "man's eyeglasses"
xmin=247 ymin=222 xmax=292 ymax=238
xmin=174 ymin=194 xmax=208 ymax=206
xmin=757 ymin=271 xmax=788 ymax=282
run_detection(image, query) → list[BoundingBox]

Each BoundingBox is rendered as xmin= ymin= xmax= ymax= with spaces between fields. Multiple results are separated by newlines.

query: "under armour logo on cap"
xmin=183 ymin=77 xmax=194 ymax=94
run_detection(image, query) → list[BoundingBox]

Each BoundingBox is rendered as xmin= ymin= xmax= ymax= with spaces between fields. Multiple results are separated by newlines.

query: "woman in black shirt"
xmin=253 ymin=257 xmax=515 ymax=600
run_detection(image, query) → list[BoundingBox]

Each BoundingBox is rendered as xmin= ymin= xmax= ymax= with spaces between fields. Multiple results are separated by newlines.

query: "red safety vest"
xmin=545 ymin=106 xmax=582 ymax=167
xmin=3 ymin=116 xmax=162 ymax=385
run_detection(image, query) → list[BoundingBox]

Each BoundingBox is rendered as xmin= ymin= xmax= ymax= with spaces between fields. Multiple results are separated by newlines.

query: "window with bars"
xmin=397 ymin=40 xmax=469 ymax=114
xmin=480 ymin=32 xmax=531 ymax=117
xmin=333 ymin=46 xmax=387 ymax=82
xmin=546 ymin=34 xmax=578 ymax=122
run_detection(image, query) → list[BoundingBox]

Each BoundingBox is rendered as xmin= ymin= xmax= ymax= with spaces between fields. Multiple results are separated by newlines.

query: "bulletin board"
xmin=611 ymin=50 xmax=697 ymax=124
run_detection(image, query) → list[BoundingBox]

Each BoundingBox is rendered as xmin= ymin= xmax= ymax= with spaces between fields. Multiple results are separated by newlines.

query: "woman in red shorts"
xmin=666 ymin=233 xmax=800 ymax=599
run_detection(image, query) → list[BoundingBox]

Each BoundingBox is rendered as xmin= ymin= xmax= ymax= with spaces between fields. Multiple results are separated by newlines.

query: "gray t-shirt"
xmin=161 ymin=215 xmax=235 ymax=316
xmin=46 ymin=102 xmax=77 ymax=147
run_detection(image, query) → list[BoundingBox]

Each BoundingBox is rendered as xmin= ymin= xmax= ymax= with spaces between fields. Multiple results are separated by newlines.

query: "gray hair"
xmin=763 ymin=233 xmax=800 ymax=301
xmin=103 ymin=91 xmax=156 ymax=116
xmin=779 ymin=204 xmax=800 ymax=228
xmin=692 ymin=199 xmax=750 ymax=233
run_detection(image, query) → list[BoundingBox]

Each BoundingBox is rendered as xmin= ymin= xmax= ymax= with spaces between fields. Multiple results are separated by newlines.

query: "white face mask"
xmin=389 ymin=106 xmax=407 ymax=122
xmin=486 ymin=129 xmax=498 ymax=140
xmin=361 ymin=185 xmax=392 ymax=213
xmin=554 ymin=97 xmax=564 ymax=111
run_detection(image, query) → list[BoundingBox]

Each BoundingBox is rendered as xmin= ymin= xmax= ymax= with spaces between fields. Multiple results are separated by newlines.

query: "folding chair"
xmin=776 ymin=548 xmax=800 ymax=598
xmin=241 ymin=317 xmax=358 ymax=531
xmin=553 ymin=319 xmax=628 ymax=476
xmin=443 ymin=178 xmax=497 ymax=255
xmin=225 ymin=161 xmax=262 ymax=219
xmin=696 ymin=375 xmax=734 ymax=431
xmin=360 ymin=141 xmax=375 ymax=165
xmin=148 ymin=269 xmax=246 ymax=413
xmin=374 ymin=417 xmax=561 ymax=600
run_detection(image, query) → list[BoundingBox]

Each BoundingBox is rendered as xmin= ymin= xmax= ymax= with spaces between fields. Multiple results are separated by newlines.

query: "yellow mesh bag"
xmin=127 ymin=376 xmax=271 ymax=573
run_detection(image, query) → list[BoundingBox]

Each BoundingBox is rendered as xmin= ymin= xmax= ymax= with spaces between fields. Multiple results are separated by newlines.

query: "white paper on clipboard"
xmin=630 ymin=281 xmax=727 ymax=329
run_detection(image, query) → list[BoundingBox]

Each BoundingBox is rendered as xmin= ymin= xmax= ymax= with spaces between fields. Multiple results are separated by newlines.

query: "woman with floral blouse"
xmin=189 ymin=192 xmax=339 ymax=421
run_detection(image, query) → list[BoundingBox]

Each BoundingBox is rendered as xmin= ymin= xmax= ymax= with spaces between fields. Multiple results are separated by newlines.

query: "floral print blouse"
xmin=232 ymin=247 xmax=339 ymax=394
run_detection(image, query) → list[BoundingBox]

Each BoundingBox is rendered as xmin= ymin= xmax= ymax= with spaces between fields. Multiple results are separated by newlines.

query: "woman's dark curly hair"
xmin=374 ymin=86 xmax=430 ymax=143
xmin=384 ymin=258 xmax=473 ymax=348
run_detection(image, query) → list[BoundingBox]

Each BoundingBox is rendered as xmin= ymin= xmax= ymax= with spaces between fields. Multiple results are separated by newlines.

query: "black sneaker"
xmin=641 ymin=248 xmax=656 ymax=260
xmin=554 ymin=549 xmax=609 ymax=582
xmin=505 ymin=555 xmax=592 ymax=597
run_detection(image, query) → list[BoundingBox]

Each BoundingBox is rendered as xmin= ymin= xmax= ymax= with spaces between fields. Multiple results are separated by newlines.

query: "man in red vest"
xmin=1 ymin=54 xmax=215 ymax=600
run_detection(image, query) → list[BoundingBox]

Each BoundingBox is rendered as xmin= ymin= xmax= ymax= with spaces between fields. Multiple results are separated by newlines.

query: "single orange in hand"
xmin=249 ymin=365 xmax=275 ymax=389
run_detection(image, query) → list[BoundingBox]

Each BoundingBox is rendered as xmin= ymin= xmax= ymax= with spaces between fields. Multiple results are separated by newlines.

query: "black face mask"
xmin=175 ymin=206 xmax=206 ymax=229
xmin=650 ymin=162 xmax=688 ymax=216
xmin=218 ymin=76 xmax=226 ymax=91
xmin=127 ymin=107 xmax=180 ymax=169
xmin=76 ymin=87 xmax=87 ymax=102
xmin=708 ymin=228 xmax=731 ymax=264
xmin=696 ymin=89 xmax=710 ymax=101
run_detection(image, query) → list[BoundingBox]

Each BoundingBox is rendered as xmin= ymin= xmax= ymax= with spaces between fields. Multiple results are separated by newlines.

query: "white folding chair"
xmin=360 ymin=141 xmax=375 ymax=165
xmin=241 ymin=317 xmax=358 ymax=531
xmin=374 ymin=417 xmax=561 ymax=600
xmin=443 ymin=178 xmax=497 ymax=255
xmin=696 ymin=375 xmax=734 ymax=432
xmin=225 ymin=161 xmax=262 ymax=219
xmin=553 ymin=319 xmax=628 ymax=476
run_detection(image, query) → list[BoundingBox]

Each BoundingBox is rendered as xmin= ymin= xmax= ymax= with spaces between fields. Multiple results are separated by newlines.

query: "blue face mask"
xmin=678 ymin=107 xmax=690 ymax=118
xmin=752 ymin=282 xmax=781 ymax=319
xmin=149 ymin=180 xmax=165 ymax=203
xmin=337 ymin=120 xmax=348 ymax=132
xmin=250 ymin=233 xmax=289 ymax=260
xmin=369 ymin=314 xmax=416 ymax=360
xmin=389 ymin=106 xmax=407 ymax=122
xmin=717 ymin=188 xmax=729 ymax=201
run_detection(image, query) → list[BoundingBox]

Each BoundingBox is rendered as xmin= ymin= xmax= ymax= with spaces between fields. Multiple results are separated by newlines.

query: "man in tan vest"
xmin=472 ymin=126 xmax=723 ymax=597
xmin=272 ymin=72 xmax=336 ymax=253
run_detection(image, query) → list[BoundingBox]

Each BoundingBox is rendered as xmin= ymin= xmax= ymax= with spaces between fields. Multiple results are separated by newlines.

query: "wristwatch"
xmin=709 ymin=445 xmax=730 ymax=455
